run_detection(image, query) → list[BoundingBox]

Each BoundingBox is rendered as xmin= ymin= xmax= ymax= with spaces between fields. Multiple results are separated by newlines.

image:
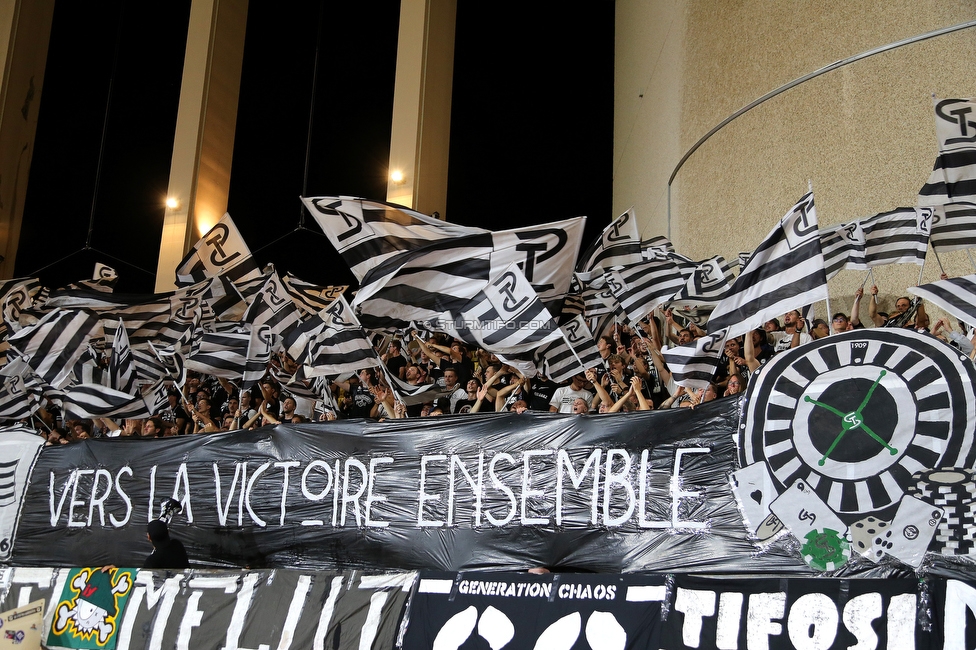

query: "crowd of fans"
xmin=23 ymin=282 xmax=971 ymax=446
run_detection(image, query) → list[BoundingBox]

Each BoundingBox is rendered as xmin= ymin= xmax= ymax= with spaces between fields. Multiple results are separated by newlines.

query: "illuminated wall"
xmin=614 ymin=1 xmax=976 ymax=320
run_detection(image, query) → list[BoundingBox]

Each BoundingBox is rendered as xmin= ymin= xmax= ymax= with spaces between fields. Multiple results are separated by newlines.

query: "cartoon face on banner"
xmin=734 ymin=329 xmax=976 ymax=569
xmin=48 ymin=567 xmax=134 ymax=648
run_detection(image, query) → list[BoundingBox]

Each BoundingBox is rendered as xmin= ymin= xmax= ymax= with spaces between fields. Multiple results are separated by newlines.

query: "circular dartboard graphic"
xmin=740 ymin=328 xmax=976 ymax=523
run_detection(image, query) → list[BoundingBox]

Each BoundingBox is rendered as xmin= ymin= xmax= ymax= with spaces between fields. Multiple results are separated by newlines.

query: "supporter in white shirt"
xmin=772 ymin=309 xmax=812 ymax=352
xmin=549 ymin=374 xmax=595 ymax=413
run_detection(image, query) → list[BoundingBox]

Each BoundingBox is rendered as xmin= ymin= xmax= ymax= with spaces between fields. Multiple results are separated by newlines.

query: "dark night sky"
xmin=15 ymin=1 xmax=614 ymax=294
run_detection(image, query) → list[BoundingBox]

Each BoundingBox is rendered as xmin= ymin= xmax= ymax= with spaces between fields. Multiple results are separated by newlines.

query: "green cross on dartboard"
xmin=802 ymin=370 xmax=898 ymax=466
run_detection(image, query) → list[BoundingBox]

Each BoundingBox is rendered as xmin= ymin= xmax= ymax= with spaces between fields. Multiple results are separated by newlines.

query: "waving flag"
xmin=440 ymin=262 xmax=562 ymax=355
xmin=108 ymin=319 xmax=136 ymax=393
xmin=533 ymin=314 xmax=603 ymax=382
xmin=862 ymin=207 xmax=931 ymax=266
xmin=284 ymin=296 xmax=380 ymax=378
xmin=931 ymin=202 xmax=976 ymax=252
xmin=281 ymin=273 xmax=346 ymax=315
xmin=302 ymin=195 xmax=484 ymax=282
xmin=919 ymin=98 xmax=976 ymax=207
xmin=576 ymin=208 xmax=642 ymax=273
xmin=242 ymin=271 xmax=303 ymax=385
xmin=669 ymin=256 xmax=734 ymax=309
xmin=909 ymin=275 xmax=976 ymax=327
xmin=8 ymin=309 xmax=103 ymax=389
xmin=605 ymin=258 xmax=684 ymax=325
xmin=185 ymin=330 xmax=248 ymax=379
xmin=641 ymin=235 xmax=674 ymax=261
xmin=820 ymin=221 xmax=867 ymax=280
xmin=708 ymin=193 xmax=828 ymax=339
xmin=175 ymin=213 xmax=263 ymax=288
xmin=662 ymin=328 xmax=729 ymax=390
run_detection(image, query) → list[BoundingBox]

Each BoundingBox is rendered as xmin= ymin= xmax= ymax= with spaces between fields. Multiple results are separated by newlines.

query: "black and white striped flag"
xmin=820 ymin=221 xmax=867 ymax=280
xmin=8 ymin=309 xmax=103 ymax=389
xmin=285 ymin=296 xmax=380 ymax=378
xmin=669 ymin=255 xmax=734 ymax=309
xmin=575 ymin=273 xmax=619 ymax=319
xmin=931 ymin=202 xmax=976 ymax=252
xmin=282 ymin=274 xmax=346 ymax=315
xmin=0 ymin=371 xmax=37 ymax=421
xmin=441 ymin=262 xmax=562 ymax=355
xmin=68 ymin=263 xmax=119 ymax=293
xmin=576 ymin=208 xmax=642 ymax=273
xmin=708 ymin=193 xmax=828 ymax=339
xmin=662 ymin=328 xmax=729 ymax=390
xmin=735 ymin=251 xmax=752 ymax=271
xmin=175 ymin=213 xmax=263 ymax=288
xmin=908 ymin=275 xmax=976 ymax=328
xmin=919 ymin=98 xmax=976 ymax=207
xmin=0 ymin=278 xmax=40 ymax=335
xmin=302 ymin=195 xmax=485 ymax=282
xmin=641 ymin=235 xmax=674 ymax=261
xmin=533 ymin=315 xmax=603 ymax=382
xmin=44 ymin=290 xmax=200 ymax=349
xmin=183 ymin=275 xmax=247 ymax=323
xmin=108 ymin=319 xmax=136 ymax=393
xmin=605 ymin=258 xmax=685 ymax=325
xmin=242 ymin=271 xmax=303 ymax=385
xmin=862 ymin=207 xmax=931 ymax=267
xmin=63 ymin=379 xmax=167 ymax=420
xmin=185 ymin=330 xmax=249 ymax=379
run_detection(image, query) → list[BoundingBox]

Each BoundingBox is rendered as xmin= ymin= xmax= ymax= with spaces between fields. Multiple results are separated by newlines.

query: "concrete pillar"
xmin=0 ymin=0 xmax=56 ymax=280
xmin=155 ymin=0 xmax=247 ymax=292
xmin=387 ymin=0 xmax=456 ymax=217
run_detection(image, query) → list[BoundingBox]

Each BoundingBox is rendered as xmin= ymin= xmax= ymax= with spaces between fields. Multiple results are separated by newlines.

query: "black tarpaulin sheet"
xmin=7 ymin=398 xmax=818 ymax=573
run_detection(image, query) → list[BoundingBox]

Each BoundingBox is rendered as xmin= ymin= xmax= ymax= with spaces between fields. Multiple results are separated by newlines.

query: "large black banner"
xmin=0 ymin=567 xmax=413 ymax=650
xmin=401 ymin=571 xmax=667 ymax=649
xmin=663 ymin=575 xmax=929 ymax=650
xmin=6 ymin=399 xmax=813 ymax=573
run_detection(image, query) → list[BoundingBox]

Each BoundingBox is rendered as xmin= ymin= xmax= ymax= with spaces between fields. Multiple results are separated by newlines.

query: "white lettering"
xmin=418 ymin=455 xmax=446 ymax=527
xmin=842 ymin=592 xmax=881 ymax=650
xmin=746 ymin=592 xmax=786 ymax=650
xmin=365 ymin=457 xmax=393 ymax=528
xmin=521 ymin=449 xmax=552 ymax=525
xmin=603 ymin=449 xmax=635 ymax=526
xmin=485 ymin=453 xmax=517 ymax=527
xmin=110 ymin=467 xmax=132 ymax=527
xmin=275 ymin=461 xmax=300 ymax=526
xmin=556 ymin=449 xmax=601 ymax=525
xmin=675 ymin=588 xmax=716 ymax=648
xmin=787 ymin=593 xmax=837 ymax=650
xmin=448 ymin=453 xmax=483 ymax=526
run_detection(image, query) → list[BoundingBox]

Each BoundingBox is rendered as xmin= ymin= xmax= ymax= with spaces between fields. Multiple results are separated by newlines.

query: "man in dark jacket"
xmin=143 ymin=520 xmax=189 ymax=569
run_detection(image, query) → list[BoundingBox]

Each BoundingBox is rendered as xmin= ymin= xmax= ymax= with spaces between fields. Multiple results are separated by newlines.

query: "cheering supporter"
xmin=932 ymin=317 xmax=976 ymax=355
xmin=382 ymin=339 xmax=408 ymax=379
xmin=771 ymin=310 xmax=811 ymax=352
xmin=810 ymin=319 xmax=830 ymax=340
xmin=549 ymin=373 xmax=595 ymax=413
xmin=831 ymin=287 xmax=865 ymax=333
xmin=868 ymin=284 xmax=928 ymax=329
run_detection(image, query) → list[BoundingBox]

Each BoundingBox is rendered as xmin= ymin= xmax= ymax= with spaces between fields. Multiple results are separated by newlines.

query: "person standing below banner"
xmin=143 ymin=520 xmax=189 ymax=569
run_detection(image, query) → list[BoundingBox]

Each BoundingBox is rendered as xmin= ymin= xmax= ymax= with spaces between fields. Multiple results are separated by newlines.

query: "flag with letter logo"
xmin=708 ymin=193 xmax=828 ymax=339
xmin=918 ymin=98 xmax=976 ymax=206
xmin=175 ymin=213 xmax=262 ymax=288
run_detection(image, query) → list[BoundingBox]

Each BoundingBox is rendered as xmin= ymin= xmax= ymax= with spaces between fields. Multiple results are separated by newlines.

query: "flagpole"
xmin=932 ymin=248 xmax=946 ymax=276
xmin=968 ymin=249 xmax=976 ymax=273
xmin=917 ymin=254 xmax=927 ymax=286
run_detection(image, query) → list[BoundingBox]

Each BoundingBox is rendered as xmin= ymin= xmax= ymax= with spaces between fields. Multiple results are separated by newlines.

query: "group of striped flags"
xmin=0 ymin=97 xmax=975 ymax=425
